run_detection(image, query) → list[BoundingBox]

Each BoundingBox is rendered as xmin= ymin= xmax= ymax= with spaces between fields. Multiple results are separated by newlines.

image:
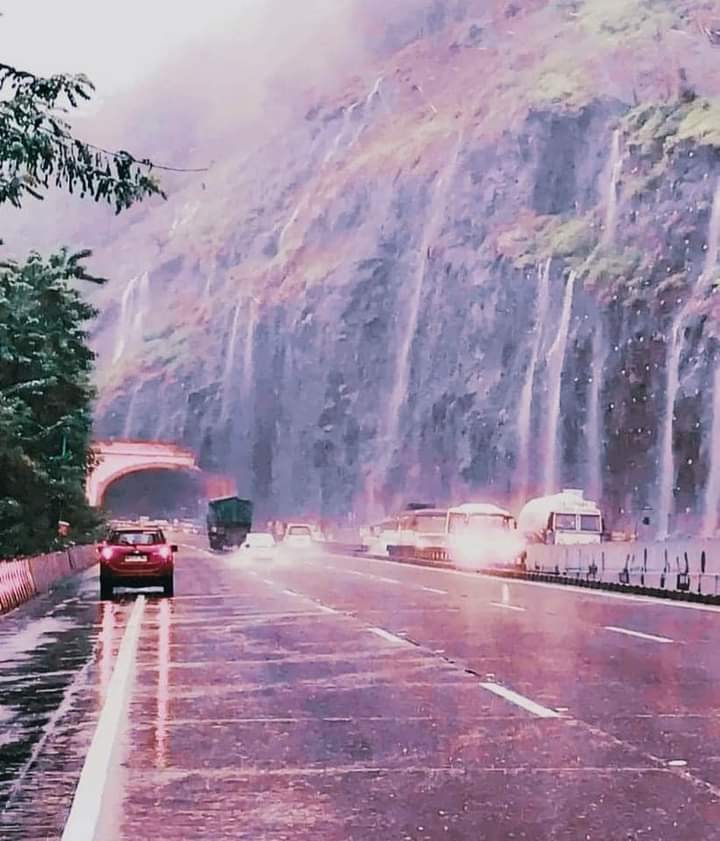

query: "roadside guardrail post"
xmin=677 ymin=551 xmax=690 ymax=592
xmin=619 ymin=554 xmax=630 ymax=585
xmin=640 ymin=547 xmax=647 ymax=587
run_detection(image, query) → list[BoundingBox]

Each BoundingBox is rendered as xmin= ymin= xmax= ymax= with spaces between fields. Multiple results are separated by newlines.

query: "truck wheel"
xmin=163 ymin=575 xmax=174 ymax=597
xmin=100 ymin=571 xmax=114 ymax=600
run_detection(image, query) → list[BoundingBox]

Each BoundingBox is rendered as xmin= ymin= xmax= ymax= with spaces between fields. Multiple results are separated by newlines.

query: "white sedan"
xmin=240 ymin=533 xmax=277 ymax=561
xmin=283 ymin=524 xmax=315 ymax=549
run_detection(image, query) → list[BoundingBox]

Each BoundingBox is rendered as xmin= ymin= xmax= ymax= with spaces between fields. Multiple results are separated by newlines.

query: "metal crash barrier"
xmin=522 ymin=540 xmax=720 ymax=599
xmin=330 ymin=538 xmax=720 ymax=605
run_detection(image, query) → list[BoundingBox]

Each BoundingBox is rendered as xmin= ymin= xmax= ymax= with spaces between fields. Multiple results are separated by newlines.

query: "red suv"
xmin=98 ymin=528 xmax=177 ymax=599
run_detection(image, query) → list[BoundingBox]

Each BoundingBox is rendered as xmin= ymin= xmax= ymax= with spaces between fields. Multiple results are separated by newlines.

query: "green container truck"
xmin=207 ymin=497 xmax=253 ymax=551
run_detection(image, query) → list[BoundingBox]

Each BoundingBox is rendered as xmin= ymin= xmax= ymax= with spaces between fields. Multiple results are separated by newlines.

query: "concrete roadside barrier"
xmin=0 ymin=559 xmax=35 ymax=614
xmin=0 ymin=545 xmax=97 ymax=616
xmin=28 ymin=545 xmax=97 ymax=594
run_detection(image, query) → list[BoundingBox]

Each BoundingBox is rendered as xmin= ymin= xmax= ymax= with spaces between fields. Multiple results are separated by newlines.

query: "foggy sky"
xmin=0 ymin=0 xmax=249 ymax=94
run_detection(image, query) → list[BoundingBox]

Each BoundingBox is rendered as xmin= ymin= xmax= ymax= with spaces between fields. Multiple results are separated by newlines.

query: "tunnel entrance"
xmin=102 ymin=469 xmax=206 ymax=520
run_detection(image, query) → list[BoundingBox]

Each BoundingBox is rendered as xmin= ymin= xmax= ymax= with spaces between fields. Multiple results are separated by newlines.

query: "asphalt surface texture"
xmin=2 ymin=538 xmax=720 ymax=840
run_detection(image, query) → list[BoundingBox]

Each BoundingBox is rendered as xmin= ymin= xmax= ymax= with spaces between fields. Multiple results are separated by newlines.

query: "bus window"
xmin=414 ymin=514 xmax=448 ymax=533
xmin=553 ymin=513 xmax=577 ymax=531
xmin=447 ymin=513 xmax=468 ymax=533
xmin=579 ymin=514 xmax=602 ymax=533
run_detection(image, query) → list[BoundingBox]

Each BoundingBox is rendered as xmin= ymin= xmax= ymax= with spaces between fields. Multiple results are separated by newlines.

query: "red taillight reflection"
xmin=101 ymin=547 xmax=114 ymax=561
xmin=158 ymin=546 xmax=172 ymax=560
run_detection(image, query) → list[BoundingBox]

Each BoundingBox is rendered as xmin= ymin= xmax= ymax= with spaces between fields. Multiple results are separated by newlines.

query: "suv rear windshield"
xmin=110 ymin=530 xmax=165 ymax=546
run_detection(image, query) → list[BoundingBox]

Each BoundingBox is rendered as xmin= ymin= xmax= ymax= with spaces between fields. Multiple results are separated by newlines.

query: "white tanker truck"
xmin=517 ymin=489 xmax=604 ymax=546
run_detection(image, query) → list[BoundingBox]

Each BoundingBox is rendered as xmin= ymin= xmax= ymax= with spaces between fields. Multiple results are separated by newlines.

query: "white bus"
xmin=366 ymin=509 xmax=448 ymax=556
xmin=445 ymin=503 xmax=524 ymax=566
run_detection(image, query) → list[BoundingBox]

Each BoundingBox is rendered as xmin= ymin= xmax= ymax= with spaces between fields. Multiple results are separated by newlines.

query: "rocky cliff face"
xmin=35 ymin=0 xmax=720 ymax=531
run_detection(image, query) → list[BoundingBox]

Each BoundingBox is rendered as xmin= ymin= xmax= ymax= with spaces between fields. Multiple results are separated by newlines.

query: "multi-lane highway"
xmin=2 ymin=540 xmax=720 ymax=839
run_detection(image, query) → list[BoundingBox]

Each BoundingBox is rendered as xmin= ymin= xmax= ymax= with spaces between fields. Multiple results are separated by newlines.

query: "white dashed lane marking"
xmin=479 ymin=682 xmax=561 ymax=719
xmin=490 ymin=602 xmax=526 ymax=612
xmin=368 ymin=627 xmax=413 ymax=645
xmin=604 ymin=626 xmax=674 ymax=644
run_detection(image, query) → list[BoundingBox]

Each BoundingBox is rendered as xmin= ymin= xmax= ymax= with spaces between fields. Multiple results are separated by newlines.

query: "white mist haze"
xmin=0 ymin=0 xmax=409 ymax=250
xmin=0 ymin=0 xmax=249 ymax=95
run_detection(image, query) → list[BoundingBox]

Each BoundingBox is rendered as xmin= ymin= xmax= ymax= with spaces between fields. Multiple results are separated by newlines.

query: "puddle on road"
xmin=0 ymin=617 xmax=76 ymax=665
xmin=0 ymin=588 xmax=107 ymax=821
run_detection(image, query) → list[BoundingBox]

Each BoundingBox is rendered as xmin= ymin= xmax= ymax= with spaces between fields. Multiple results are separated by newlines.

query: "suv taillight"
xmin=101 ymin=547 xmax=114 ymax=560
xmin=158 ymin=546 xmax=172 ymax=559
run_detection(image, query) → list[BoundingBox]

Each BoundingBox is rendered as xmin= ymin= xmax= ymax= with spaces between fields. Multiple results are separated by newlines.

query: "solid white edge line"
xmin=490 ymin=602 xmax=526 ymax=612
xmin=61 ymin=595 xmax=146 ymax=841
xmin=368 ymin=627 xmax=410 ymax=645
xmin=480 ymin=682 xmax=560 ymax=719
xmin=604 ymin=625 xmax=674 ymax=644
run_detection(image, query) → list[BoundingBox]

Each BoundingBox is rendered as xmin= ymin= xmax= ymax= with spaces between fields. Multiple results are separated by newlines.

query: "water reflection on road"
xmin=4 ymin=544 xmax=720 ymax=840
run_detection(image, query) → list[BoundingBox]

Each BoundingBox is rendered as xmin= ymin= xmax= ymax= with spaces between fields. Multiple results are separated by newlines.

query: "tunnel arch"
xmin=86 ymin=441 xmax=200 ymax=507
xmin=87 ymin=440 xmax=239 ymax=510
xmin=96 ymin=463 xmax=203 ymax=510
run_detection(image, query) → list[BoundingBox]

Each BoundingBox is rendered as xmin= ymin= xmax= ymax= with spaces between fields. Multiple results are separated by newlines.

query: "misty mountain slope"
xmin=56 ymin=0 xmax=720 ymax=529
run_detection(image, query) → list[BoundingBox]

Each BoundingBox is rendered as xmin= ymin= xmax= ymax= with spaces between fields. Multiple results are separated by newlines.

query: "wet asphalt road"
xmin=3 ymin=542 xmax=720 ymax=840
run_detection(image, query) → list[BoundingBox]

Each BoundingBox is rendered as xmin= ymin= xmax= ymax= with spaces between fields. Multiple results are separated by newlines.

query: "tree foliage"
xmin=0 ymin=250 xmax=104 ymax=556
xmin=0 ymin=63 xmax=164 ymax=211
xmin=0 ymin=60 xmax=164 ymax=557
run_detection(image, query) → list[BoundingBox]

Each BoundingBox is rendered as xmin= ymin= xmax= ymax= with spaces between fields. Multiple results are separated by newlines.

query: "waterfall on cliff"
xmin=116 ymin=272 xmax=151 ymax=438
xmin=704 ymin=181 xmax=720 ymax=280
xmin=544 ymin=270 xmax=577 ymax=495
xmin=701 ymin=185 xmax=720 ymax=536
xmin=350 ymin=76 xmax=384 ymax=146
xmin=515 ymin=258 xmax=552 ymax=500
xmin=113 ymin=272 xmax=148 ymax=363
xmin=656 ymin=322 xmax=682 ymax=540
xmin=702 ymin=366 xmax=720 ymax=537
xmin=203 ymin=264 xmax=216 ymax=305
xmin=601 ymin=129 xmax=623 ymax=248
xmin=240 ymin=297 xmax=259 ymax=493
xmin=132 ymin=272 xmax=150 ymax=335
xmin=278 ymin=100 xmax=361 ymax=252
xmin=658 ymin=181 xmax=720 ymax=538
xmin=220 ymin=302 xmax=243 ymax=421
xmin=322 ymin=101 xmax=361 ymax=165
xmin=122 ymin=386 xmax=140 ymax=438
xmin=242 ymin=297 xmax=258 ymax=398
xmin=279 ymin=78 xmax=385 ymax=253
xmin=586 ymin=326 xmax=608 ymax=502
xmin=375 ymin=127 xmax=465 ymax=510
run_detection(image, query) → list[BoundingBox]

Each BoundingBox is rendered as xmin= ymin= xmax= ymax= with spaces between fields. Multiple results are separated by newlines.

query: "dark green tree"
xmin=0 ymin=61 xmax=165 ymax=556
